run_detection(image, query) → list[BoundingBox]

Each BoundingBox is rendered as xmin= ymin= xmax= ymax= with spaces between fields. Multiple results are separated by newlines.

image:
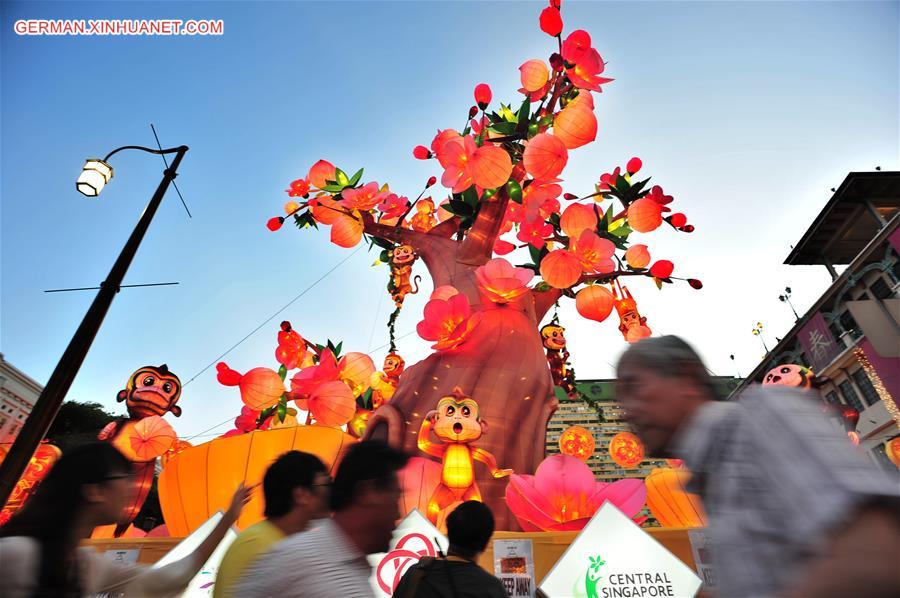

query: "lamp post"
xmin=0 ymin=145 xmax=188 ymax=508
xmin=778 ymin=286 xmax=800 ymax=322
xmin=752 ymin=322 xmax=769 ymax=353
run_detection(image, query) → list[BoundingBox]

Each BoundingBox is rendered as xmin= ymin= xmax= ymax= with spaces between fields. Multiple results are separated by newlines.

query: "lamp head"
xmin=76 ymin=159 xmax=114 ymax=197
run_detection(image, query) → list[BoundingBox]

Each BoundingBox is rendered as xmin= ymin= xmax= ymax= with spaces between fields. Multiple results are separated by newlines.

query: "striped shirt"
xmin=236 ymin=517 xmax=374 ymax=597
xmin=675 ymin=386 xmax=900 ymax=597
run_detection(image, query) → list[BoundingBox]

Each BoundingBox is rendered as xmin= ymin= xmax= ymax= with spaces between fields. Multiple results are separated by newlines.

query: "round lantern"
xmin=560 ymin=203 xmax=596 ymax=239
xmin=644 ymin=467 xmax=707 ymax=528
xmin=471 ymin=145 xmax=513 ymax=190
xmin=625 ymin=244 xmax=651 ymax=269
xmin=238 ymin=367 xmax=285 ymax=411
xmin=308 ymin=159 xmax=336 ymax=189
xmin=609 ymin=431 xmax=644 ymax=469
xmin=558 ymin=426 xmax=595 ymax=460
xmin=575 ymin=285 xmax=614 ymax=323
xmin=519 ymin=59 xmax=550 ymax=92
xmin=885 ymin=437 xmax=900 ymax=468
xmin=158 ymin=425 xmax=356 ymax=535
xmin=308 ymin=380 xmax=357 ymax=426
xmin=330 ymin=214 xmax=364 ymax=248
xmin=553 ymin=103 xmax=597 ymax=149
xmin=523 ymin=133 xmax=568 ymax=180
xmin=762 ymin=364 xmax=814 ymax=389
xmin=540 ymin=249 xmax=582 ymax=289
xmin=339 ymin=352 xmax=376 ymax=396
xmin=627 ymin=197 xmax=663 ymax=233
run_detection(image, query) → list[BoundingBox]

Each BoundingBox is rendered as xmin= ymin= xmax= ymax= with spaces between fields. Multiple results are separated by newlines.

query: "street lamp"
xmin=778 ymin=286 xmax=800 ymax=322
xmin=752 ymin=322 xmax=769 ymax=353
xmin=0 ymin=144 xmax=189 ymax=508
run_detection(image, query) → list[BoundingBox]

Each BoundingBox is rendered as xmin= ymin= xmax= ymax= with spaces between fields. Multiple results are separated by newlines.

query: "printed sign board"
xmin=367 ymin=509 xmax=449 ymax=597
xmin=494 ymin=538 xmax=536 ymax=597
xmin=152 ymin=511 xmax=238 ymax=596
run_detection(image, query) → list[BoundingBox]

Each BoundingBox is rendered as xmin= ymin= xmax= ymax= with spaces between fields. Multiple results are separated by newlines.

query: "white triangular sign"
xmin=367 ymin=509 xmax=449 ymax=597
xmin=151 ymin=511 xmax=238 ymax=596
xmin=540 ymin=502 xmax=702 ymax=598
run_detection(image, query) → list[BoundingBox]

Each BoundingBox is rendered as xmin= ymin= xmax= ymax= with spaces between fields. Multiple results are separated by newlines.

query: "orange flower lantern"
xmin=308 ymin=380 xmax=357 ymax=427
xmin=609 ymin=431 xmax=644 ymax=469
xmin=558 ymin=426 xmax=595 ymax=460
xmin=308 ymin=159 xmax=336 ymax=189
xmin=331 ymin=212 xmax=364 ymax=248
xmin=553 ymin=101 xmax=597 ymax=149
xmin=575 ymin=285 xmax=615 ymax=323
xmin=519 ymin=59 xmax=550 ymax=92
xmin=471 ymin=145 xmax=513 ymax=190
xmin=539 ymin=249 xmax=582 ymax=289
xmin=644 ymin=467 xmax=707 ymax=528
xmin=624 ymin=244 xmax=651 ymax=268
xmin=216 ymin=363 xmax=285 ymax=411
xmin=560 ymin=203 xmax=597 ymax=239
xmin=627 ymin=197 xmax=663 ymax=233
xmin=523 ymin=133 xmax=568 ymax=180
xmin=158 ymin=425 xmax=356 ymax=535
xmin=885 ymin=437 xmax=900 ymax=467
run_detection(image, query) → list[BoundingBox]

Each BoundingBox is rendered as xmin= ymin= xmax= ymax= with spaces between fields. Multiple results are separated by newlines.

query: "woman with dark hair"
xmin=0 ymin=442 xmax=249 ymax=597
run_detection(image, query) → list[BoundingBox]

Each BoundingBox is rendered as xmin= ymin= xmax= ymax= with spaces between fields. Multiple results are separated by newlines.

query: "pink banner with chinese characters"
xmin=861 ymin=339 xmax=900 ymax=412
xmin=797 ymin=312 xmax=842 ymax=373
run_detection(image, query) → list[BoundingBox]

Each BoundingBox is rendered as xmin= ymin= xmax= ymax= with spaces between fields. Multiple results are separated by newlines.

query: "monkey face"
xmin=541 ymin=324 xmax=567 ymax=351
xmin=120 ymin=365 xmax=182 ymax=418
xmin=433 ymin=396 xmax=483 ymax=443
xmin=383 ymin=353 xmax=405 ymax=377
xmin=763 ymin=364 xmax=813 ymax=389
xmin=392 ymin=245 xmax=416 ymax=266
xmin=620 ymin=310 xmax=641 ymax=329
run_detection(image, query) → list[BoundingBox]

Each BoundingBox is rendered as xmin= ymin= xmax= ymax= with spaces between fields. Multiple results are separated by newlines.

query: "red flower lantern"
xmin=609 ymin=431 xmax=644 ymax=469
xmin=539 ymin=6 xmax=563 ymax=37
xmin=559 ymin=426 xmax=595 ymax=460
xmin=649 ymin=260 xmax=674 ymax=279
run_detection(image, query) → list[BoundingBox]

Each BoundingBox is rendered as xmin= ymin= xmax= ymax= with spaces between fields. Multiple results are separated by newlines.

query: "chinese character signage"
xmin=797 ymin=312 xmax=841 ymax=372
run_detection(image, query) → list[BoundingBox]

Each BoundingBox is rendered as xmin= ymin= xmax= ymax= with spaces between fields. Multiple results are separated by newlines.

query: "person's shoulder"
xmin=232 ymin=520 xmax=284 ymax=546
xmin=0 ymin=536 xmax=39 ymax=567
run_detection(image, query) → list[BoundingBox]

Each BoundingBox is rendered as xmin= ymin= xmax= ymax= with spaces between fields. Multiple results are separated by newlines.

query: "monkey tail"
xmin=411 ymin=275 xmax=422 ymax=295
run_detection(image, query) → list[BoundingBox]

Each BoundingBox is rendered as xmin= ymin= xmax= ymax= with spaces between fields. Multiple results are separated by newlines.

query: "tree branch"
xmin=361 ymin=212 xmax=428 ymax=247
xmin=580 ymin=269 xmax=651 ymax=284
xmin=430 ymin=216 xmax=461 ymax=239
xmin=533 ymin=287 xmax=563 ymax=322
xmin=457 ymin=188 xmax=510 ymax=266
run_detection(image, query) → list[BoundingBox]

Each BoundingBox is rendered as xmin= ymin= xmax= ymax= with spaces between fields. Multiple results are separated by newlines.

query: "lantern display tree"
xmin=264 ymin=2 xmax=701 ymax=528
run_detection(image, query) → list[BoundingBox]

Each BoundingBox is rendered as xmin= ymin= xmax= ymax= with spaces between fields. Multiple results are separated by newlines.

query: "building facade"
xmin=0 ymin=354 xmax=42 ymax=447
xmin=731 ymin=171 xmax=900 ymax=470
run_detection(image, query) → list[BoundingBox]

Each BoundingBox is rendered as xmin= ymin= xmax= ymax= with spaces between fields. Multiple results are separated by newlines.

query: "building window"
xmin=838 ymin=380 xmax=864 ymax=412
xmin=839 ymin=311 xmax=862 ymax=340
xmin=824 ymin=391 xmax=842 ymax=406
xmin=869 ymin=277 xmax=894 ymax=300
xmin=851 ymin=368 xmax=880 ymax=407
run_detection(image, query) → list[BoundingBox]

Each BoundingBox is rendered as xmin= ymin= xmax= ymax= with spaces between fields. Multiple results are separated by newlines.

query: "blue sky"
xmin=2 ymin=1 xmax=898 ymax=441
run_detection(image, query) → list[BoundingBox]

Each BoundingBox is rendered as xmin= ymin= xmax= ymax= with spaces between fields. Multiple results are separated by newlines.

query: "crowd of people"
xmin=0 ymin=336 xmax=898 ymax=597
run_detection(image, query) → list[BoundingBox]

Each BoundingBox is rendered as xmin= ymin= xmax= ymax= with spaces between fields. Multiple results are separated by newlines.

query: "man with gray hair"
xmin=616 ymin=335 xmax=900 ymax=597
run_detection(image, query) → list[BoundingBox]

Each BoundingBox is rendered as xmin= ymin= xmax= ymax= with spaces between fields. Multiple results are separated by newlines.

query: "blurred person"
xmin=616 ymin=335 xmax=900 ymax=598
xmin=394 ymin=500 xmax=507 ymax=598
xmin=213 ymin=450 xmax=329 ymax=598
xmin=237 ymin=440 xmax=408 ymax=597
xmin=0 ymin=442 xmax=249 ymax=598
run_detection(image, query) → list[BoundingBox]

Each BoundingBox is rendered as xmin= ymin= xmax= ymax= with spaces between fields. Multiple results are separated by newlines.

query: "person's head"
xmin=263 ymin=450 xmax=329 ymax=523
xmin=616 ymin=336 xmax=716 ymax=457
xmin=329 ymin=440 xmax=408 ymax=553
xmin=446 ymin=501 xmax=495 ymax=559
xmin=0 ymin=442 xmax=133 ymax=594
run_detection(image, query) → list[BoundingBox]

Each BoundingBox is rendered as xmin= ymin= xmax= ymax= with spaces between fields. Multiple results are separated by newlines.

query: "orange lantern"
xmin=558 ymin=426 xmax=595 ymax=460
xmin=471 ymin=145 xmax=513 ymax=190
xmin=523 ymin=133 xmax=568 ymax=180
xmin=519 ymin=59 xmax=550 ymax=92
xmin=308 ymin=159 xmax=336 ymax=189
xmin=644 ymin=467 xmax=707 ymax=528
xmin=311 ymin=195 xmax=342 ymax=225
xmin=308 ymin=380 xmax=356 ymax=426
xmin=217 ymin=364 xmax=285 ymax=411
xmin=627 ymin=197 xmax=663 ymax=233
xmin=625 ymin=244 xmax=651 ymax=269
xmin=339 ymin=352 xmax=376 ymax=396
xmin=348 ymin=409 xmax=371 ymax=438
xmin=330 ymin=212 xmax=364 ymax=248
xmin=575 ymin=285 xmax=615 ymax=323
xmin=560 ymin=203 xmax=597 ymax=239
xmin=540 ymin=249 xmax=582 ymax=289
xmin=609 ymin=431 xmax=644 ymax=469
xmin=553 ymin=103 xmax=597 ymax=149
xmin=158 ymin=425 xmax=356 ymax=535
xmin=885 ymin=438 xmax=900 ymax=467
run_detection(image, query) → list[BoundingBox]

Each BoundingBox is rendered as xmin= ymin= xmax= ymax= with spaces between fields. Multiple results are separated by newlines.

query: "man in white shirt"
xmin=237 ymin=440 xmax=408 ymax=597
xmin=615 ymin=335 xmax=900 ymax=598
